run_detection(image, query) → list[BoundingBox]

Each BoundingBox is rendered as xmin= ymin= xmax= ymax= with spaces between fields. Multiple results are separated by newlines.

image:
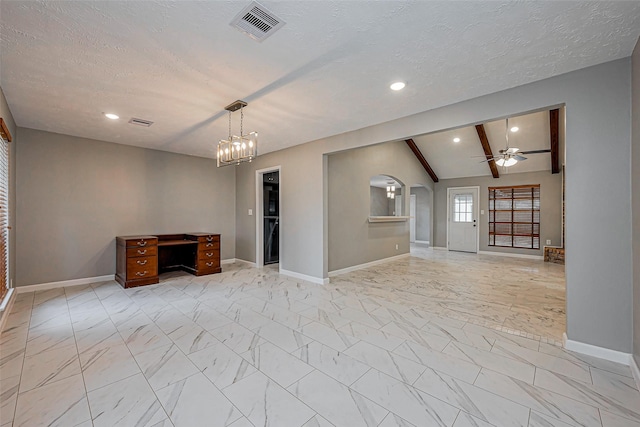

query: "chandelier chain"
xmin=228 ymin=111 xmax=232 ymax=139
xmin=240 ymin=105 xmax=244 ymax=137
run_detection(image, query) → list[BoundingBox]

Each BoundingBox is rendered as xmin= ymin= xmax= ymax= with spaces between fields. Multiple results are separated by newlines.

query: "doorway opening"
xmin=255 ymin=166 xmax=281 ymax=268
xmin=409 ymin=185 xmax=432 ymax=246
xmin=263 ymin=171 xmax=279 ymax=265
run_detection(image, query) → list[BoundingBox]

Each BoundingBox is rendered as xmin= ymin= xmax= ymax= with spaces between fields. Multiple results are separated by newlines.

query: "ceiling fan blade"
xmin=519 ymin=149 xmax=551 ymax=154
xmin=478 ymin=158 xmax=498 ymax=163
xmin=506 ymin=147 xmax=520 ymax=154
xmin=513 ymin=155 xmax=527 ymax=161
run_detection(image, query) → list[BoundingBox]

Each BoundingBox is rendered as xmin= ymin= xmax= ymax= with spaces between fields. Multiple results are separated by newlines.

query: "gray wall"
xmin=235 ymin=58 xmax=633 ymax=353
xmin=16 ymin=128 xmax=236 ymax=286
xmin=410 ymin=186 xmax=431 ymax=242
xmin=632 ymin=38 xmax=640 ymax=365
xmin=433 ymin=171 xmax=562 ymax=256
xmin=327 ymin=140 xmax=433 ymax=272
xmin=0 ymin=87 xmax=16 ymax=291
xmin=370 ymin=187 xmax=388 ymax=217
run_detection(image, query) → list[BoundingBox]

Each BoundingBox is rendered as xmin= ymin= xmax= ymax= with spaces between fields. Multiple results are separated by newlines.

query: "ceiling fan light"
xmin=504 ymin=157 xmax=518 ymax=167
xmin=495 ymin=158 xmax=505 ymax=167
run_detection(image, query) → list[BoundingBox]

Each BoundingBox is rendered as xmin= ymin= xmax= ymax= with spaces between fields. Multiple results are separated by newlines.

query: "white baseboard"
xmin=279 ymin=268 xmax=329 ymax=285
xmin=233 ymin=259 xmax=257 ymax=267
xmin=16 ymin=275 xmax=115 ymax=293
xmin=0 ymin=288 xmax=16 ymax=333
xmin=432 ymin=246 xmax=448 ymax=251
xmin=478 ymin=250 xmax=543 ymax=260
xmin=563 ymin=333 xmax=631 ymax=365
xmin=631 ymin=355 xmax=640 ymax=392
xmin=221 ymin=258 xmax=237 ymax=265
xmin=329 ymin=253 xmax=410 ymax=277
xmin=415 ymin=240 xmax=430 ymax=245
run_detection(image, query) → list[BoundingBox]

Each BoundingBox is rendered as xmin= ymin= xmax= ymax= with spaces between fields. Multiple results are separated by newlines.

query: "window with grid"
xmin=489 ymin=185 xmax=540 ymax=249
xmin=453 ymin=194 xmax=473 ymax=222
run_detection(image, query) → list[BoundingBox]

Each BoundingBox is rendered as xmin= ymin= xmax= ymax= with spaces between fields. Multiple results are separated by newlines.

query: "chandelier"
xmin=386 ymin=183 xmax=396 ymax=199
xmin=217 ymin=100 xmax=258 ymax=167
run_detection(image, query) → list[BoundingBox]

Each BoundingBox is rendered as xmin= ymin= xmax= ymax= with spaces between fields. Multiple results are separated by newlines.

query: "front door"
xmin=448 ymin=187 xmax=478 ymax=253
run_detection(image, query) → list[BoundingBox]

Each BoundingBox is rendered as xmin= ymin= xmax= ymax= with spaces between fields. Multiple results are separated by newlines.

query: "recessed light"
xmin=390 ymin=81 xmax=406 ymax=91
xmin=453 ymin=137 xmax=461 ymax=143
xmin=510 ymin=126 xmax=519 ymax=132
xmin=104 ymin=113 xmax=119 ymax=120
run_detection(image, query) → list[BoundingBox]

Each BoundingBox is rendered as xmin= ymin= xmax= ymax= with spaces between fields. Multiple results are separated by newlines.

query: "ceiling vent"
xmin=230 ymin=1 xmax=285 ymax=42
xmin=128 ymin=117 xmax=154 ymax=127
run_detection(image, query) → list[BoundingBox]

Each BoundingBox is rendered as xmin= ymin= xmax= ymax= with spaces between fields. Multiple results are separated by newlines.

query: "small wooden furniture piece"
xmin=116 ymin=233 xmax=221 ymax=288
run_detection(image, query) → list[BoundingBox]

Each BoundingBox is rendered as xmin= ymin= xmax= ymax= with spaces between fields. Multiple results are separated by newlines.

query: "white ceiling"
xmin=413 ymin=109 xmax=563 ymax=180
xmin=1 ymin=1 xmax=639 ymax=160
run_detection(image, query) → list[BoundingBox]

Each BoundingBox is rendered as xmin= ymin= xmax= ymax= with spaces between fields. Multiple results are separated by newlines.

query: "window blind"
xmin=0 ymin=133 xmax=9 ymax=301
xmin=488 ymin=185 xmax=540 ymax=249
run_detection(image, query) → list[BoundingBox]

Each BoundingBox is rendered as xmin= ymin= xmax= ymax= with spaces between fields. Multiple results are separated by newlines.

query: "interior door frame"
xmin=409 ymin=194 xmax=416 ymax=243
xmin=446 ymin=186 xmax=480 ymax=253
xmin=255 ymin=165 xmax=282 ymax=268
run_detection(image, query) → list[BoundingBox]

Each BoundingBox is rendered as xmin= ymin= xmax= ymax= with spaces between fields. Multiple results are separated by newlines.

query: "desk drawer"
xmin=126 ymin=246 xmax=158 ymax=258
xmin=199 ymin=241 xmax=218 ymax=250
xmin=194 ymin=235 xmax=220 ymax=244
xmin=124 ymin=237 xmax=158 ymax=248
xmin=127 ymin=256 xmax=158 ymax=278
xmin=197 ymin=259 xmax=220 ymax=272
xmin=197 ymin=249 xmax=220 ymax=261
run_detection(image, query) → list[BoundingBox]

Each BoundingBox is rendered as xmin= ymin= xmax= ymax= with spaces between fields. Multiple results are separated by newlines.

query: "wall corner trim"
xmin=631 ymin=355 xmax=640 ymax=392
xmin=329 ymin=253 xmax=410 ymax=277
xmin=0 ymin=288 xmax=16 ymax=333
xmin=563 ymin=333 xmax=632 ymax=366
xmin=279 ymin=268 xmax=329 ymax=285
xmin=478 ymin=250 xmax=544 ymax=260
xmin=231 ymin=259 xmax=257 ymax=267
xmin=16 ymin=275 xmax=116 ymax=293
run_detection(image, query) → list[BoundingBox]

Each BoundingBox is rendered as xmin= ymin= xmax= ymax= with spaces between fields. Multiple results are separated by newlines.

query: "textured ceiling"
xmin=412 ymin=109 xmax=564 ymax=180
xmin=1 ymin=1 xmax=639 ymax=159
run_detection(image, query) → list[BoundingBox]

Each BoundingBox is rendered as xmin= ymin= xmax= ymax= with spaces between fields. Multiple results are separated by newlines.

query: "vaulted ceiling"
xmin=411 ymin=109 xmax=564 ymax=180
xmin=1 ymin=1 xmax=639 ymax=160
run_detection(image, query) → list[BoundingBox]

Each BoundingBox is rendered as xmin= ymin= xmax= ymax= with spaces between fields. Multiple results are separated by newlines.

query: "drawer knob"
xmin=138 ymin=240 xmax=147 ymax=247
xmin=137 ymin=260 xmax=148 ymax=265
xmin=206 ymin=262 xmax=213 ymax=267
xmin=137 ymin=249 xmax=147 ymax=255
xmin=206 ymin=252 xmax=213 ymax=257
xmin=136 ymin=271 xmax=148 ymax=277
xmin=206 ymin=237 xmax=213 ymax=242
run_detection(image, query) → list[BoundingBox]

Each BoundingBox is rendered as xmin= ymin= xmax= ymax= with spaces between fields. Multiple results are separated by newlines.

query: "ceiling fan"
xmin=481 ymin=118 xmax=550 ymax=167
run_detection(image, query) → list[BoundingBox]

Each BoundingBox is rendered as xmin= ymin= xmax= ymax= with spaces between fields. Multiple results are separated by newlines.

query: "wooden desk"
xmin=116 ymin=233 xmax=221 ymax=288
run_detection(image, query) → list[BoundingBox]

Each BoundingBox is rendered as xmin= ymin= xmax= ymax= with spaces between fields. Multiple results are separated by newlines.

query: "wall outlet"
xmin=395 ymin=244 xmax=399 ymax=250
xmin=248 ymin=209 xmax=253 ymax=216
xmin=480 ymin=209 xmax=485 ymax=215
xmin=546 ymin=239 xmax=551 ymax=245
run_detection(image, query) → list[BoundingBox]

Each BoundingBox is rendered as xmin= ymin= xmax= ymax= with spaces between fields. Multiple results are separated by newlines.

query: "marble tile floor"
xmin=2 ymin=251 xmax=635 ymax=427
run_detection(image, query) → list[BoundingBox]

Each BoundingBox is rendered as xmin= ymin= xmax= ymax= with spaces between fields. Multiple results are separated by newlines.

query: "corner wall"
xmin=327 ymin=140 xmax=434 ymax=272
xmin=16 ymin=128 xmax=236 ymax=286
xmin=632 ymin=37 xmax=640 ymax=366
xmin=433 ymin=171 xmax=562 ymax=256
xmin=235 ymin=58 xmax=633 ymax=353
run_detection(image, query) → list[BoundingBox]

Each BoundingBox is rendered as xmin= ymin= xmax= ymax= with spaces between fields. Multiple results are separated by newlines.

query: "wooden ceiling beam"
xmin=475 ymin=124 xmax=499 ymax=179
xmin=0 ymin=118 xmax=12 ymax=142
xmin=405 ymin=139 xmax=438 ymax=182
xmin=550 ymin=108 xmax=560 ymax=174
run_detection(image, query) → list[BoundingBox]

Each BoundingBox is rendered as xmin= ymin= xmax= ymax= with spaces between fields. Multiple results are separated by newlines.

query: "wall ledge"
xmin=368 ymin=216 xmax=409 ymax=223
xmin=563 ymin=333 xmax=631 ymax=366
xmin=16 ymin=275 xmax=115 ymax=293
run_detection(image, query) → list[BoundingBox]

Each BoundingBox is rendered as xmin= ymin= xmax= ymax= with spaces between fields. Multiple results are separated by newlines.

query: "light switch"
xmin=480 ymin=210 xmax=485 ymax=215
xmin=248 ymin=209 xmax=253 ymax=216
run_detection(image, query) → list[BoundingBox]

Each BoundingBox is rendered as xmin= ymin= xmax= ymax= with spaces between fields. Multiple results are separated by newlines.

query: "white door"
xmin=448 ymin=187 xmax=478 ymax=253
xmin=409 ymin=195 xmax=416 ymax=243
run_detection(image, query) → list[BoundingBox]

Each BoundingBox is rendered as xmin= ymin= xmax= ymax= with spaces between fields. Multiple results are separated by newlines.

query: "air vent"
xmin=230 ymin=1 xmax=285 ymax=42
xmin=128 ymin=117 xmax=154 ymax=127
